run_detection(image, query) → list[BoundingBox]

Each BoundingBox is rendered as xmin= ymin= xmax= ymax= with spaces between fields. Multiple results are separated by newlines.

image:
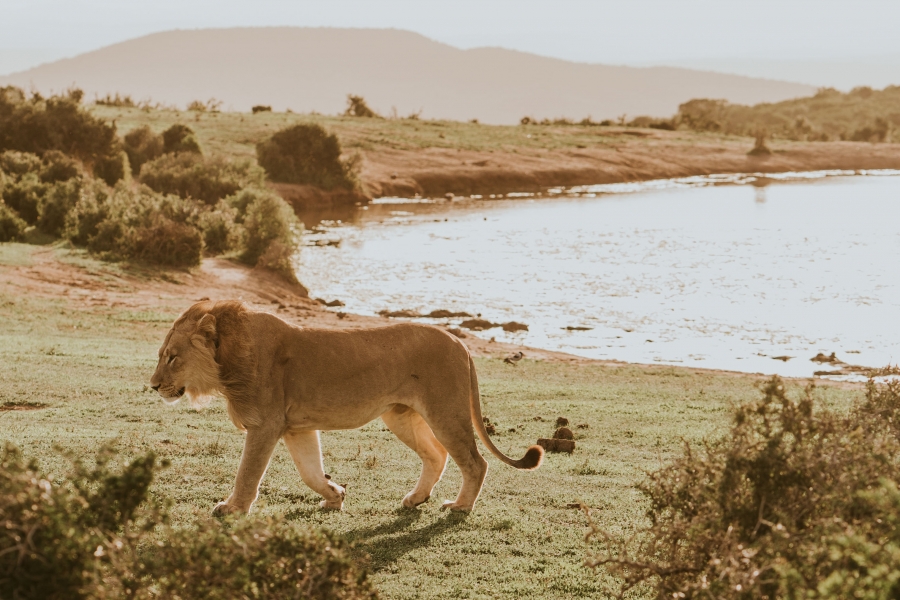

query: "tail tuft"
xmin=517 ymin=445 xmax=544 ymax=471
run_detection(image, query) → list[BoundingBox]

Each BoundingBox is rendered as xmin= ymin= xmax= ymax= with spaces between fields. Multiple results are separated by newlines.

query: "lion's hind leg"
xmin=283 ymin=430 xmax=346 ymax=510
xmin=381 ymin=405 xmax=449 ymax=509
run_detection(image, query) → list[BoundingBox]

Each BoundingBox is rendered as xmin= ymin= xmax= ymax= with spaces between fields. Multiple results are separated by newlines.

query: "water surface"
xmin=297 ymin=173 xmax=900 ymax=378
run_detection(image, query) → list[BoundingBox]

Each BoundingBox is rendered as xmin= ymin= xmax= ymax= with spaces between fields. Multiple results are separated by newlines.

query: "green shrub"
xmin=39 ymin=150 xmax=81 ymax=183
xmin=161 ymin=123 xmax=202 ymax=154
xmin=65 ymin=183 xmax=202 ymax=266
xmin=0 ymin=86 xmax=124 ymax=183
xmin=37 ymin=178 xmax=82 ymax=236
xmin=588 ymin=377 xmax=900 ymax=598
xmin=130 ymin=217 xmax=203 ymax=267
xmin=0 ymin=443 xmax=377 ymax=599
xmin=256 ymin=123 xmax=358 ymax=190
xmin=2 ymin=172 xmax=46 ymax=224
xmin=0 ymin=201 xmax=26 ymax=241
xmin=140 ymin=152 xmax=264 ymax=205
xmin=197 ymin=202 xmax=242 ymax=255
xmin=0 ymin=150 xmax=41 ymax=177
xmin=123 ymin=125 xmax=164 ymax=175
xmin=233 ymin=187 xmax=301 ymax=267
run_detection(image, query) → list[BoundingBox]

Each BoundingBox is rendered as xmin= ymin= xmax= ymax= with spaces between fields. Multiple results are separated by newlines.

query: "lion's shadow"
xmin=342 ymin=508 xmax=469 ymax=572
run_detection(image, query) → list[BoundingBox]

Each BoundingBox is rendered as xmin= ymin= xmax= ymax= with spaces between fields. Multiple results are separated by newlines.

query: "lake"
xmin=297 ymin=171 xmax=900 ymax=378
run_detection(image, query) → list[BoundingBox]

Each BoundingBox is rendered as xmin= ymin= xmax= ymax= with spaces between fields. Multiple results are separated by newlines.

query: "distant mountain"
xmin=0 ymin=28 xmax=816 ymax=124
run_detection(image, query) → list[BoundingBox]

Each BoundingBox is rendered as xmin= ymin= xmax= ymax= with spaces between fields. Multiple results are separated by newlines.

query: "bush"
xmin=123 ymin=125 xmax=164 ymax=175
xmin=231 ymin=187 xmax=301 ymax=267
xmin=2 ymin=173 xmax=46 ymax=224
xmin=0 ymin=201 xmax=26 ymax=241
xmin=0 ymin=443 xmax=377 ymax=599
xmin=0 ymin=150 xmax=41 ymax=177
xmin=39 ymin=150 xmax=81 ymax=183
xmin=256 ymin=123 xmax=358 ymax=190
xmin=65 ymin=183 xmax=202 ymax=266
xmin=140 ymin=152 xmax=264 ymax=205
xmin=252 ymin=105 xmax=272 ymax=114
xmin=161 ymin=123 xmax=202 ymax=155
xmin=0 ymin=86 xmax=124 ymax=184
xmin=588 ymin=376 xmax=900 ymax=598
xmin=37 ymin=179 xmax=82 ymax=236
xmin=344 ymin=94 xmax=379 ymax=118
xmin=197 ymin=202 xmax=242 ymax=255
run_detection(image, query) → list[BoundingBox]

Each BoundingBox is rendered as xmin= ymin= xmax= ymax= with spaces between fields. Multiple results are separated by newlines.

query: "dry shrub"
xmin=587 ymin=376 xmax=900 ymax=598
xmin=123 ymin=125 xmax=164 ymax=175
xmin=139 ymin=152 xmax=264 ymax=205
xmin=344 ymin=94 xmax=379 ymax=118
xmin=0 ymin=443 xmax=377 ymax=600
xmin=256 ymin=123 xmax=358 ymax=190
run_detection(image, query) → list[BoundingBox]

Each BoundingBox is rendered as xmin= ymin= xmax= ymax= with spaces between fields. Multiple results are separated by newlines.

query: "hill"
xmin=0 ymin=27 xmax=815 ymax=125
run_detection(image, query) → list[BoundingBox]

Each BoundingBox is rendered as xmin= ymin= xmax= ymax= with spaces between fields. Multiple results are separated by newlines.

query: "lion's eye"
xmin=167 ymin=355 xmax=177 ymax=365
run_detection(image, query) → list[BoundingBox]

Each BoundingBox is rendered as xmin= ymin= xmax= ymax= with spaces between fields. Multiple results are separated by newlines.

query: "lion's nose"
xmin=151 ymin=384 xmax=160 ymax=391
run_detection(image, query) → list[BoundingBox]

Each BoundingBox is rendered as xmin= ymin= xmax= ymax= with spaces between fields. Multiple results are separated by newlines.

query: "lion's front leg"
xmin=283 ymin=430 xmax=346 ymax=510
xmin=213 ymin=426 xmax=281 ymax=516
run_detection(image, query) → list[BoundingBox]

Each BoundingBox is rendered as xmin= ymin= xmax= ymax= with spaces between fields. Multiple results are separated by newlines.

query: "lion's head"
xmin=150 ymin=300 xmax=255 ymax=420
xmin=150 ymin=304 xmax=221 ymax=408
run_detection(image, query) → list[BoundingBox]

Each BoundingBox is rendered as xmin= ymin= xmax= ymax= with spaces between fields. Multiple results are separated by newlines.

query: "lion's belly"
xmin=283 ymin=397 xmax=398 ymax=432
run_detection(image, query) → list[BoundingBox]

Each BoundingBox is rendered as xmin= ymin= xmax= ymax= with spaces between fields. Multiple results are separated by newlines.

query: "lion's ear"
xmin=195 ymin=313 xmax=218 ymax=348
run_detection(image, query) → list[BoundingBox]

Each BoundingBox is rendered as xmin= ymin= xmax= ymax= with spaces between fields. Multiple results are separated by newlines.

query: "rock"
xmin=537 ymin=438 xmax=575 ymax=453
xmin=460 ymin=318 xmax=498 ymax=331
xmin=553 ymin=427 xmax=575 ymax=440
xmin=378 ymin=309 xmax=421 ymax=318
xmin=555 ymin=417 xmax=569 ymax=427
xmin=324 ymin=299 xmax=345 ymax=307
xmin=426 ymin=309 xmax=472 ymax=318
xmin=811 ymin=352 xmax=841 ymax=365
xmin=502 ymin=321 xmax=529 ymax=332
xmin=563 ymin=326 xmax=592 ymax=331
xmin=446 ymin=327 xmax=467 ymax=339
xmin=772 ymin=355 xmax=793 ymax=362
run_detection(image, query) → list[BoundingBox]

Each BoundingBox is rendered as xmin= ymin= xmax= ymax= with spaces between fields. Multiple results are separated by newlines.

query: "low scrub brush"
xmin=588 ymin=376 xmax=900 ymax=599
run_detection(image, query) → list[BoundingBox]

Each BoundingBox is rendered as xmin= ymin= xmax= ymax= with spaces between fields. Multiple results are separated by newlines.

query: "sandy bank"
xmin=359 ymin=132 xmax=900 ymax=198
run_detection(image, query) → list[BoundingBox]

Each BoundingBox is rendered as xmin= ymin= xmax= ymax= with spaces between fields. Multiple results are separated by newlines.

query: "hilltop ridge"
xmin=1 ymin=27 xmax=815 ymax=124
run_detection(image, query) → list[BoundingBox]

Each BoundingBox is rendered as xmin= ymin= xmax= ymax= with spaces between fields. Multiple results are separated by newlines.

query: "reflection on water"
xmin=297 ymin=172 xmax=900 ymax=377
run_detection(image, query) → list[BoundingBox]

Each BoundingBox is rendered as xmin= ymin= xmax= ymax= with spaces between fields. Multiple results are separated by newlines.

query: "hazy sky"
xmin=3 ymin=0 xmax=900 ymax=76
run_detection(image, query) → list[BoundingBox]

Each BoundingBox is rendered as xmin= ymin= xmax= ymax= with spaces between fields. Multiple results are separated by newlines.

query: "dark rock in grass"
xmin=537 ymin=438 xmax=575 ymax=453
xmin=460 ymin=318 xmax=498 ymax=330
xmin=426 ymin=309 xmax=472 ymax=318
xmin=553 ymin=427 xmax=575 ymax=440
xmin=379 ymin=309 xmax=421 ymax=318
xmin=555 ymin=417 xmax=569 ymax=428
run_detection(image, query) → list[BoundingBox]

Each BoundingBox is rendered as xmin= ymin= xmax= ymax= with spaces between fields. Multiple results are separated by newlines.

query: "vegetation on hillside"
xmin=256 ymin=123 xmax=359 ymax=190
xmin=589 ymin=376 xmax=900 ymax=598
xmin=0 ymin=87 xmax=302 ymax=278
xmin=675 ymin=85 xmax=900 ymax=142
xmin=0 ymin=443 xmax=377 ymax=599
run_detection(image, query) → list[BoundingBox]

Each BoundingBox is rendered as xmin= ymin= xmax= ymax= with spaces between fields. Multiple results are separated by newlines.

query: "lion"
xmin=150 ymin=300 xmax=543 ymax=514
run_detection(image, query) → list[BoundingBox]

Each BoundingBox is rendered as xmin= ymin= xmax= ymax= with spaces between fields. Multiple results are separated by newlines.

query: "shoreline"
xmin=0 ymin=242 xmax=869 ymax=389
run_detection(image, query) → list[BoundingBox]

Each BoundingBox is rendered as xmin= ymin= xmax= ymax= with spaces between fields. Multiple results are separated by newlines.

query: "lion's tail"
xmin=468 ymin=355 xmax=544 ymax=471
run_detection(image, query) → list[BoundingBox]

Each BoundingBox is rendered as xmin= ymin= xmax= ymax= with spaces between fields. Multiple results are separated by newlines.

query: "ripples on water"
xmin=297 ymin=172 xmax=900 ymax=378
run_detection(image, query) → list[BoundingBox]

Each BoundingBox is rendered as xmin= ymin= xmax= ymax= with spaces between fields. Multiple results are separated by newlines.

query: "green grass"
xmin=0 ymin=292 xmax=862 ymax=599
xmin=92 ymin=105 xmax=740 ymax=164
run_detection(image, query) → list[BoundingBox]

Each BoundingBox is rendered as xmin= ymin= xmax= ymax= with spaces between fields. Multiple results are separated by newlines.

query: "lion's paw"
xmin=212 ymin=501 xmax=244 ymax=517
xmin=440 ymin=500 xmax=473 ymax=512
xmin=402 ymin=493 xmax=430 ymax=509
xmin=319 ymin=499 xmax=344 ymax=510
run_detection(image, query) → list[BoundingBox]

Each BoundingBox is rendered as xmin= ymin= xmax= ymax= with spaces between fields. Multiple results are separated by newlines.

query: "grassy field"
xmin=92 ymin=104 xmax=735 ymax=162
xmin=0 ymin=273 xmax=864 ymax=599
